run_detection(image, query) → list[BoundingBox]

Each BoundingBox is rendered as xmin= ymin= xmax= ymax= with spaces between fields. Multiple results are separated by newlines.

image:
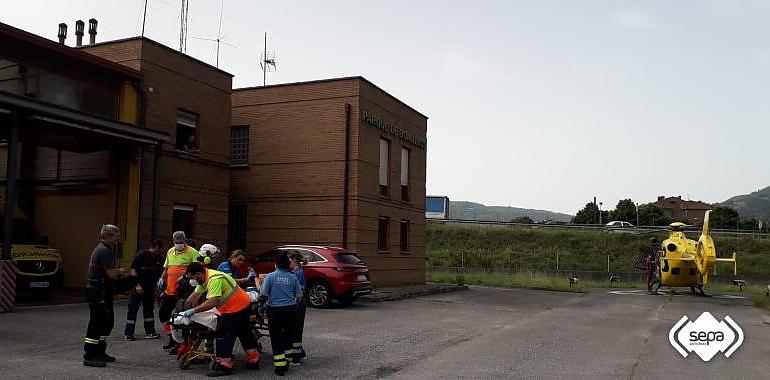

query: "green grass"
xmin=427 ymin=224 xmax=770 ymax=275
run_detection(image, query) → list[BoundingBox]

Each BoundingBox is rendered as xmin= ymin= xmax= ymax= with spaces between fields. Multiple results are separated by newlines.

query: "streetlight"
xmin=599 ymin=202 xmax=603 ymax=225
xmin=635 ymin=202 xmax=640 ymax=226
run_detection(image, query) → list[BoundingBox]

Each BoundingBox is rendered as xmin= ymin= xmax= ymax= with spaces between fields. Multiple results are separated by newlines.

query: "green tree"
xmin=739 ymin=218 xmax=759 ymax=231
xmin=710 ymin=206 xmax=739 ymax=229
xmin=572 ymin=202 xmax=599 ymax=224
xmin=610 ymin=199 xmax=637 ymax=224
xmin=638 ymin=204 xmax=670 ymax=226
xmin=510 ymin=216 xmax=534 ymax=224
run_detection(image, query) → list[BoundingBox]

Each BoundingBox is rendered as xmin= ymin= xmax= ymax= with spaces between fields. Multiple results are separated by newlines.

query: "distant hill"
xmin=449 ymin=201 xmax=573 ymax=222
xmin=719 ymin=186 xmax=770 ymax=222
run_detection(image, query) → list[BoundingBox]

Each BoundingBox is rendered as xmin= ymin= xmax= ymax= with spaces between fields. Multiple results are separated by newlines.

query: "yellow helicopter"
xmin=645 ymin=210 xmax=737 ymax=295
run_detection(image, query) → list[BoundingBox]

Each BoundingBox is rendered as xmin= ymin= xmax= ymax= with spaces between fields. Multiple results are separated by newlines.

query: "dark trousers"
xmin=216 ymin=307 xmax=258 ymax=359
xmin=124 ymin=286 xmax=157 ymax=336
xmin=158 ymin=293 xmax=179 ymax=325
xmin=84 ymin=288 xmax=114 ymax=359
xmin=295 ymin=300 xmax=306 ymax=350
xmin=268 ymin=305 xmax=299 ymax=368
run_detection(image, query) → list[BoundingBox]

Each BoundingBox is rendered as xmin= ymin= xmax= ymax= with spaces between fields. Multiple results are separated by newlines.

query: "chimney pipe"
xmin=88 ymin=18 xmax=98 ymax=44
xmin=57 ymin=23 xmax=67 ymax=44
xmin=75 ymin=20 xmax=84 ymax=47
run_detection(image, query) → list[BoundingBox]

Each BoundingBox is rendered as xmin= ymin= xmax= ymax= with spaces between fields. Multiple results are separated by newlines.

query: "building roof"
xmin=83 ymin=36 xmax=234 ymax=78
xmin=234 ymin=76 xmax=428 ymax=119
xmin=0 ymin=22 xmax=141 ymax=79
xmin=656 ymin=196 xmax=711 ymax=210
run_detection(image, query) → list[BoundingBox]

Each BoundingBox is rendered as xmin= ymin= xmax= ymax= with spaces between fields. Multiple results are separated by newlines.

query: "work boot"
xmin=98 ymin=341 xmax=116 ymax=362
xmin=208 ymin=359 xmax=234 ymax=377
xmin=145 ymin=332 xmax=161 ymax=340
xmin=163 ymin=337 xmax=177 ymax=350
xmin=83 ymin=357 xmax=107 ymax=367
xmin=207 ymin=366 xmax=233 ymax=377
xmin=274 ymin=366 xmax=287 ymax=376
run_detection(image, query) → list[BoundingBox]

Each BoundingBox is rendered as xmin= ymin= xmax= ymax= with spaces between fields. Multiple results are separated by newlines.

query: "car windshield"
xmin=335 ymin=252 xmax=363 ymax=265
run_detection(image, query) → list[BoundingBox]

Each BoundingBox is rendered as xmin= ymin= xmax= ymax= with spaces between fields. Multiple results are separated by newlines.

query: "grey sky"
xmin=3 ymin=1 xmax=770 ymax=214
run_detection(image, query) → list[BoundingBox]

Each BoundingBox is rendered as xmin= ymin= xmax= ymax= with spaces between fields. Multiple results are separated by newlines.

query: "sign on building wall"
xmin=426 ymin=196 xmax=450 ymax=219
xmin=362 ymin=110 xmax=426 ymax=150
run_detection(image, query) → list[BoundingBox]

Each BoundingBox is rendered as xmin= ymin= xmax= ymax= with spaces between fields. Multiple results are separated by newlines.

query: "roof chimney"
xmin=57 ymin=23 xmax=67 ymax=44
xmin=88 ymin=18 xmax=98 ymax=44
xmin=75 ymin=20 xmax=85 ymax=47
xmin=657 ymin=196 xmax=664 ymax=202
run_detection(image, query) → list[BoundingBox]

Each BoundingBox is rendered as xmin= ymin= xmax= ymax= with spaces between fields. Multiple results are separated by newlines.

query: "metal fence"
xmin=427 ymin=266 xmax=770 ymax=285
xmin=428 ymin=218 xmax=770 ymax=239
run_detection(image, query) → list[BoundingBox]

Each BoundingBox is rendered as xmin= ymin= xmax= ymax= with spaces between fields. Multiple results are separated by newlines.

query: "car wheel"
xmin=307 ymin=281 xmax=332 ymax=308
xmin=338 ymin=295 xmax=358 ymax=306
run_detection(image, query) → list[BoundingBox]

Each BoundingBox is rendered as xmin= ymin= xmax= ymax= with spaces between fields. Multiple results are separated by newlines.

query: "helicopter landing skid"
xmin=690 ymin=286 xmax=710 ymax=297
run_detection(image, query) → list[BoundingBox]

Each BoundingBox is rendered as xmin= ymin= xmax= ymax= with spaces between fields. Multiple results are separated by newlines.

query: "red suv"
xmin=248 ymin=245 xmax=372 ymax=307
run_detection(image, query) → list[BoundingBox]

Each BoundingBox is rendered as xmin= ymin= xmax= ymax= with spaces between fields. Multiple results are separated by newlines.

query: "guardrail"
xmin=427 ymin=266 xmax=770 ymax=284
xmin=427 ymin=218 xmax=770 ymax=239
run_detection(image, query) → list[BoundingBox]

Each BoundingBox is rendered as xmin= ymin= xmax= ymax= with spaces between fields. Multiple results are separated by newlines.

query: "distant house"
xmin=655 ymin=196 xmax=711 ymax=222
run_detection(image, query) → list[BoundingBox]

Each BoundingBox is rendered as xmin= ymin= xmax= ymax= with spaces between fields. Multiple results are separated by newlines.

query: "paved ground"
xmin=1 ymin=286 xmax=768 ymax=379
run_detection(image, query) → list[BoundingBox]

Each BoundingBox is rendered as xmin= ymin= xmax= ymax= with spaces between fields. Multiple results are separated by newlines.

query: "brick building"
xmin=82 ymin=37 xmax=233 ymax=262
xmin=0 ymin=22 xmax=168 ymax=287
xmin=1 ymin=22 xmax=428 ymax=288
xmin=655 ymin=195 xmax=711 ymax=222
xmin=231 ymin=78 xmax=428 ymax=285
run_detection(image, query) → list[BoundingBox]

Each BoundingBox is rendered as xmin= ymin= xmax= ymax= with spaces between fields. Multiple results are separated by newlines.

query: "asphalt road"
xmin=1 ymin=286 xmax=768 ymax=379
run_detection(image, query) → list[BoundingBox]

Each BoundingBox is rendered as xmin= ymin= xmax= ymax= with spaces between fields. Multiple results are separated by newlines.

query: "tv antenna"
xmin=260 ymin=32 xmax=277 ymax=86
xmin=190 ymin=0 xmax=236 ymax=67
xmin=179 ymin=0 xmax=189 ymax=52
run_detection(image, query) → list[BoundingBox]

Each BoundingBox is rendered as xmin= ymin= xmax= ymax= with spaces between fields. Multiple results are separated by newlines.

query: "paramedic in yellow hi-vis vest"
xmin=184 ymin=262 xmax=260 ymax=377
xmin=157 ymin=231 xmax=198 ymax=352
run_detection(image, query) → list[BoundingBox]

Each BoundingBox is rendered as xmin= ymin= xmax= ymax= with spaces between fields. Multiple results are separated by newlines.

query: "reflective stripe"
xmin=84 ymin=338 xmax=100 ymax=345
xmin=126 ymin=320 xmax=136 ymax=324
xmin=143 ymin=317 xmax=155 ymax=322
xmin=274 ymin=360 xmax=288 ymax=367
xmin=286 ymin=348 xmax=300 ymax=354
xmin=292 ymin=342 xmax=302 ymax=348
xmin=273 ymin=354 xmax=285 ymax=360
xmin=99 ymin=336 xmax=109 ymax=340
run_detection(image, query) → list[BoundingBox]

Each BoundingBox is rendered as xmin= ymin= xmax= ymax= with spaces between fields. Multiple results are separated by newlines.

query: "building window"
xmin=400 ymin=219 xmax=410 ymax=253
xmin=176 ymin=110 xmax=199 ymax=153
xmin=227 ymin=203 xmax=247 ymax=251
xmin=379 ymin=138 xmax=389 ymax=197
xmin=400 ymin=147 xmax=410 ymax=202
xmin=230 ymin=125 xmax=249 ymax=166
xmin=378 ymin=216 xmax=389 ymax=252
xmin=172 ymin=204 xmax=195 ymax=240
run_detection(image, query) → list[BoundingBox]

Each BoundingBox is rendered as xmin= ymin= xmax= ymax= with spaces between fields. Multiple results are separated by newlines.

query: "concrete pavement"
xmin=1 ymin=286 xmax=768 ymax=379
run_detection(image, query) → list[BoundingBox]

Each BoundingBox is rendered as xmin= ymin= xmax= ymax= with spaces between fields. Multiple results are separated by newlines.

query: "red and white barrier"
xmin=0 ymin=260 xmax=17 ymax=312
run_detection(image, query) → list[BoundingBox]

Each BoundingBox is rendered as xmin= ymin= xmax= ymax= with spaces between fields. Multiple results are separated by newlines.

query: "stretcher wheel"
xmin=178 ymin=354 xmax=190 ymax=370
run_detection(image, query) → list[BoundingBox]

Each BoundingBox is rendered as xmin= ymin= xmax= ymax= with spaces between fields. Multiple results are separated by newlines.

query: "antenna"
xmin=190 ymin=0 xmax=236 ymax=68
xmin=260 ymin=32 xmax=277 ymax=86
xmin=179 ymin=0 xmax=189 ymax=52
xmin=141 ymin=0 xmax=148 ymax=37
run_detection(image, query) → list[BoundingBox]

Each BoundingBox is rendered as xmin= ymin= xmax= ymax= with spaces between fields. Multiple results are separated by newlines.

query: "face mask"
xmin=189 ymin=279 xmax=198 ymax=287
xmin=175 ymin=243 xmax=185 ymax=251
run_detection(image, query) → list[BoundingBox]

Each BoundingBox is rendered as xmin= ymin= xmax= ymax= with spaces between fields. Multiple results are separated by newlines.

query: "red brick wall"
xmin=84 ymin=38 xmax=233 ymax=249
xmin=232 ymin=78 xmax=427 ymax=286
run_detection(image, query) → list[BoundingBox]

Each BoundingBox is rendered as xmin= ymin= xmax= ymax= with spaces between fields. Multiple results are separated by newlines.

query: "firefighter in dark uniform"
xmin=123 ymin=239 xmax=165 ymax=340
xmin=83 ymin=224 xmax=130 ymax=367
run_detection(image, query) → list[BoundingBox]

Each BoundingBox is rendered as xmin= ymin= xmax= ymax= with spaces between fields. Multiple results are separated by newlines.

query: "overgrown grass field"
xmin=426 ymin=224 xmax=770 ymax=275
